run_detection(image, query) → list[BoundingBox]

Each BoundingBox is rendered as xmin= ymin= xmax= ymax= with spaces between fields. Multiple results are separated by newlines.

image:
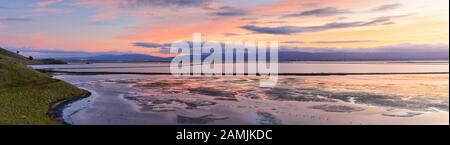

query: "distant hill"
xmin=63 ymin=50 xmax=449 ymax=62
xmin=63 ymin=54 xmax=172 ymax=62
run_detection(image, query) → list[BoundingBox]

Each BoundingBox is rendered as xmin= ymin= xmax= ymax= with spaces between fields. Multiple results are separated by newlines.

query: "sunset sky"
xmin=0 ymin=0 xmax=448 ymax=58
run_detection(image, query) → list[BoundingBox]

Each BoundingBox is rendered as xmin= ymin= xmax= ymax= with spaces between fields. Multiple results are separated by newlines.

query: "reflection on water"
xmin=34 ymin=61 xmax=448 ymax=125
xmin=57 ymin=73 xmax=449 ymax=125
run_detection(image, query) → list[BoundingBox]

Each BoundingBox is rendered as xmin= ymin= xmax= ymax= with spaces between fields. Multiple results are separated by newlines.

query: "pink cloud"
xmin=0 ymin=23 xmax=6 ymax=29
xmin=70 ymin=0 xmax=123 ymax=21
xmin=90 ymin=8 xmax=119 ymax=21
xmin=36 ymin=0 xmax=63 ymax=7
xmin=32 ymin=7 xmax=73 ymax=16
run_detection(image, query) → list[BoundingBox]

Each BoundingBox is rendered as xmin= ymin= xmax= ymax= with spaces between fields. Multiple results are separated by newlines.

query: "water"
xmin=31 ymin=61 xmax=449 ymax=125
xmin=32 ymin=61 xmax=449 ymax=74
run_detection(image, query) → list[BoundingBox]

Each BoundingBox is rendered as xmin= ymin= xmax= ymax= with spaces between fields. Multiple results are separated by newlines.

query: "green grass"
xmin=0 ymin=59 xmax=53 ymax=88
xmin=0 ymin=47 xmax=84 ymax=125
xmin=0 ymin=48 xmax=33 ymax=64
xmin=35 ymin=58 xmax=67 ymax=64
xmin=0 ymin=80 xmax=84 ymax=125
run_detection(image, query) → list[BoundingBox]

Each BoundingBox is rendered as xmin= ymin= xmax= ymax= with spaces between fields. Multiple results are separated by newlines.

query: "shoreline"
xmin=38 ymin=69 xmax=449 ymax=76
xmin=48 ymin=89 xmax=92 ymax=125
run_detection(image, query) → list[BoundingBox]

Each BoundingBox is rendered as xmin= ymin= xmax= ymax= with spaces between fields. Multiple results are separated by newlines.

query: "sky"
xmin=0 ymin=0 xmax=448 ymax=58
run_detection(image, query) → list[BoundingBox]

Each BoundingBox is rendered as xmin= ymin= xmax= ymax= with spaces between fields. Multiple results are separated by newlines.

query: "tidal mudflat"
xmin=55 ymin=74 xmax=449 ymax=125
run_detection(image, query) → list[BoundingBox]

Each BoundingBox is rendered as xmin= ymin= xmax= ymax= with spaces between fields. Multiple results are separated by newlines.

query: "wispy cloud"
xmin=283 ymin=7 xmax=351 ymax=17
xmin=302 ymin=2 xmax=320 ymax=7
xmin=32 ymin=0 xmax=71 ymax=16
xmin=369 ymin=3 xmax=402 ymax=12
xmin=0 ymin=17 xmax=33 ymax=22
xmin=280 ymin=44 xmax=449 ymax=53
xmin=240 ymin=17 xmax=258 ymax=21
xmin=0 ymin=6 xmax=11 ymax=9
xmin=241 ymin=15 xmax=408 ymax=35
xmin=132 ymin=42 xmax=178 ymax=54
xmin=282 ymin=40 xmax=378 ymax=44
xmin=310 ymin=40 xmax=379 ymax=44
xmin=223 ymin=33 xmax=239 ymax=37
xmin=132 ymin=42 xmax=168 ymax=48
xmin=281 ymin=41 xmax=305 ymax=44
xmin=121 ymin=0 xmax=211 ymax=8
xmin=71 ymin=0 xmax=212 ymax=21
xmin=32 ymin=7 xmax=72 ymax=15
xmin=36 ymin=0 xmax=63 ymax=7
xmin=212 ymin=6 xmax=247 ymax=17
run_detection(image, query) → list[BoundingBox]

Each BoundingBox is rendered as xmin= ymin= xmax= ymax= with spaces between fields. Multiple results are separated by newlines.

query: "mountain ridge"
xmin=61 ymin=51 xmax=449 ymax=62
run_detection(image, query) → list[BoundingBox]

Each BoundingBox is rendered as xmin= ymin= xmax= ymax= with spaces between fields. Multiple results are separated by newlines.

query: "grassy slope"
xmin=0 ymin=48 xmax=84 ymax=125
xmin=0 ymin=48 xmax=33 ymax=64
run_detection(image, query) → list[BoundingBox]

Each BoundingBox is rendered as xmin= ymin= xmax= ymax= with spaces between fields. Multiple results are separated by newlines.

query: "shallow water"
xmin=55 ymin=73 xmax=449 ymax=125
xmin=31 ymin=61 xmax=449 ymax=125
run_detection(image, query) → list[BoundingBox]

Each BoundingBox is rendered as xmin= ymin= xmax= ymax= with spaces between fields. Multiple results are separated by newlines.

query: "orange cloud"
xmin=116 ymin=17 xmax=248 ymax=43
